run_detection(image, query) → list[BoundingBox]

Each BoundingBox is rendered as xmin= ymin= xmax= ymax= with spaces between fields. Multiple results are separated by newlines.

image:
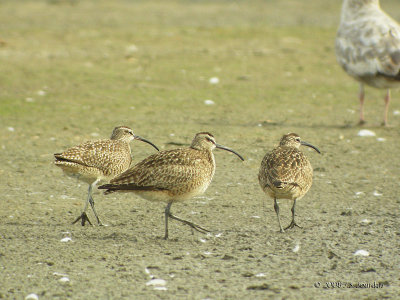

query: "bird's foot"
xmin=284 ymin=221 xmax=302 ymax=231
xmin=72 ymin=212 xmax=93 ymax=226
xmin=168 ymin=213 xmax=210 ymax=234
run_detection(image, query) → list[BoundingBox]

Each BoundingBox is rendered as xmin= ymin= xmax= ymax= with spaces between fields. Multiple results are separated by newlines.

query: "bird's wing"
xmin=54 ymin=140 xmax=130 ymax=171
xmin=107 ymin=148 xmax=211 ymax=191
xmin=336 ymin=10 xmax=400 ymax=80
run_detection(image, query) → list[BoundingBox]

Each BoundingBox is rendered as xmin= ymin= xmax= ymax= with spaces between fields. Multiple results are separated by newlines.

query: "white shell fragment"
xmin=60 ymin=237 xmax=72 ymax=242
xmin=360 ymin=219 xmax=372 ymax=225
xmin=204 ymin=99 xmax=215 ymax=105
xmin=146 ymin=278 xmax=167 ymax=287
xmin=209 ymin=77 xmax=220 ymax=84
xmin=373 ymin=191 xmax=382 ymax=197
xmin=126 ymin=44 xmax=139 ymax=54
xmin=354 ymin=250 xmax=369 ymax=256
xmin=357 ymin=130 xmax=376 ymax=137
xmin=53 ymin=272 xmax=68 ymax=277
xmin=292 ymin=244 xmax=300 ymax=253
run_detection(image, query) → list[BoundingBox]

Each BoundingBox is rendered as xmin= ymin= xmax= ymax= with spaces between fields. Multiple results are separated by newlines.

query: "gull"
xmin=335 ymin=0 xmax=400 ymax=126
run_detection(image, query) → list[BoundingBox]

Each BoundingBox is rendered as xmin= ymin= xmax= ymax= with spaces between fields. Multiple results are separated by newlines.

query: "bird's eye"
xmin=206 ymin=137 xmax=215 ymax=144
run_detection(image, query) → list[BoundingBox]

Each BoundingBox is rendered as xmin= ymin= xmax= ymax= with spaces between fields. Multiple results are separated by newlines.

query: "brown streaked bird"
xmin=98 ymin=132 xmax=244 ymax=239
xmin=336 ymin=0 xmax=400 ymax=126
xmin=258 ymin=133 xmax=320 ymax=232
xmin=54 ymin=126 xmax=159 ymax=226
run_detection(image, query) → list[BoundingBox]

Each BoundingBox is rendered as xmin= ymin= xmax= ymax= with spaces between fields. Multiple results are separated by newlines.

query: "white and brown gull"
xmin=99 ymin=132 xmax=244 ymax=239
xmin=335 ymin=0 xmax=400 ymax=126
xmin=54 ymin=126 xmax=159 ymax=226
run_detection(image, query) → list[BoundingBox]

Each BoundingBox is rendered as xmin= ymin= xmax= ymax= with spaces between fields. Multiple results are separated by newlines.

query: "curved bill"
xmin=216 ymin=143 xmax=245 ymax=161
xmin=301 ymin=141 xmax=321 ymax=154
xmin=134 ymin=135 xmax=160 ymax=151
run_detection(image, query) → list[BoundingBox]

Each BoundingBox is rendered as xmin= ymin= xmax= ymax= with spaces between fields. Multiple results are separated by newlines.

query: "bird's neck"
xmin=341 ymin=0 xmax=380 ymax=21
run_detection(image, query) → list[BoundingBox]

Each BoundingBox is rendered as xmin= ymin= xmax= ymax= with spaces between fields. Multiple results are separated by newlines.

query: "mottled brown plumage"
xmin=99 ymin=132 xmax=244 ymax=239
xmin=54 ymin=126 xmax=159 ymax=226
xmin=258 ymin=133 xmax=320 ymax=232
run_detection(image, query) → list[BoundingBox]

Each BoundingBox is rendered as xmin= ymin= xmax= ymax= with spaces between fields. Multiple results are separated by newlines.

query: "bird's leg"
xmin=358 ymin=83 xmax=366 ymax=125
xmin=274 ymin=198 xmax=284 ymax=233
xmin=383 ymin=89 xmax=390 ymax=126
xmin=164 ymin=202 xmax=172 ymax=240
xmin=72 ymin=184 xmax=93 ymax=226
xmin=72 ymin=179 xmax=101 ymax=226
xmin=284 ymin=199 xmax=302 ymax=230
xmin=164 ymin=202 xmax=210 ymax=239
xmin=87 ymin=179 xmax=103 ymax=226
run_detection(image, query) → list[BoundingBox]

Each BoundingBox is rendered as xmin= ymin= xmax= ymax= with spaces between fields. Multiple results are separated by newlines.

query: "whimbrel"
xmin=335 ymin=0 xmax=400 ymax=126
xmin=258 ymin=133 xmax=320 ymax=232
xmin=99 ymin=132 xmax=244 ymax=239
xmin=54 ymin=126 xmax=159 ymax=226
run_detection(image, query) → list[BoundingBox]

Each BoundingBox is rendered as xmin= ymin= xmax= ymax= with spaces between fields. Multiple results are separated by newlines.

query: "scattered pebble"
xmin=60 ymin=195 xmax=76 ymax=200
xmin=255 ymin=273 xmax=266 ymax=277
xmin=53 ymin=272 xmax=68 ymax=277
xmin=209 ymin=77 xmax=219 ymax=84
xmin=251 ymin=216 xmax=261 ymax=219
xmin=360 ymin=219 xmax=372 ymax=225
xmin=25 ymin=294 xmax=39 ymax=300
xmin=60 ymin=237 xmax=72 ymax=243
xmin=199 ymin=238 xmax=207 ymax=243
xmin=373 ymin=190 xmax=382 ymax=196
xmin=146 ymin=278 xmax=167 ymax=287
xmin=285 ymin=71 xmax=293 ymax=77
xmin=25 ymin=97 xmax=35 ymax=102
xmin=292 ymin=244 xmax=300 ymax=253
xmin=354 ymin=250 xmax=369 ymax=256
xmin=126 ymin=44 xmax=138 ymax=53
xmin=7 ymin=127 xmax=15 ymax=132
xmin=203 ymin=251 xmax=212 ymax=255
xmin=90 ymin=132 xmax=100 ymax=137
xmin=214 ymin=233 xmax=223 ymax=238
xmin=37 ymin=90 xmax=46 ymax=96
xmin=357 ymin=129 xmax=376 ymax=137
xmin=393 ymin=110 xmax=400 ymax=115
xmin=204 ymin=99 xmax=215 ymax=105
xmin=376 ymin=137 xmax=386 ymax=142
xmin=59 ymin=277 xmax=70 ymax=283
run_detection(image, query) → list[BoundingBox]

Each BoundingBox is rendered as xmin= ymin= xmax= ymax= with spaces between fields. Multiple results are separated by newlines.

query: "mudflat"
xmin=1 ymin=0 xmax=399 ymax=299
